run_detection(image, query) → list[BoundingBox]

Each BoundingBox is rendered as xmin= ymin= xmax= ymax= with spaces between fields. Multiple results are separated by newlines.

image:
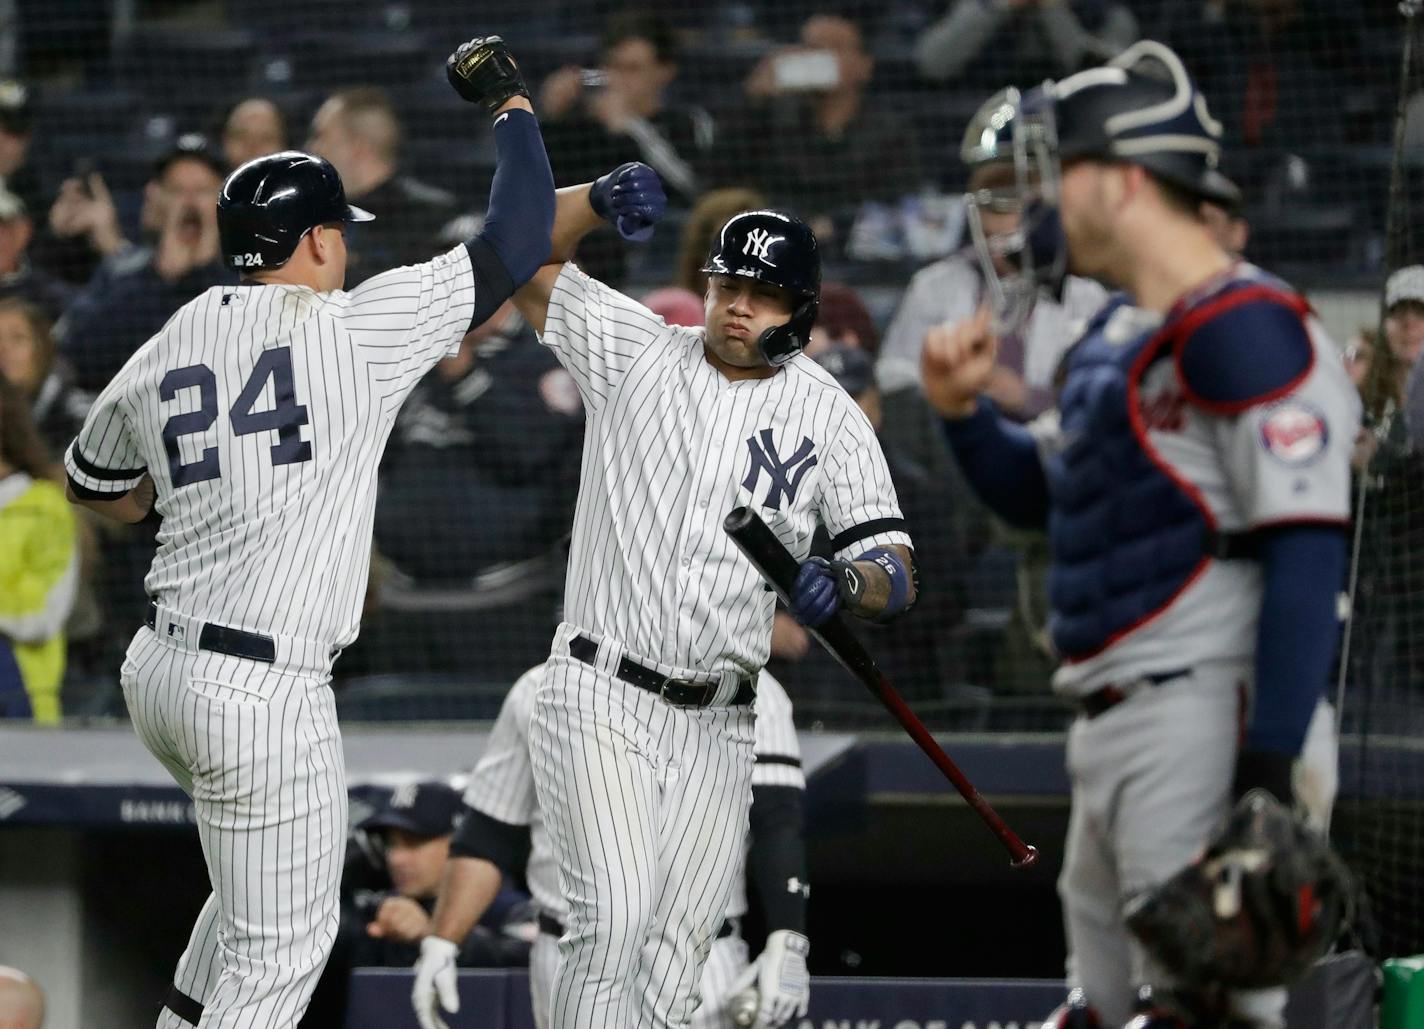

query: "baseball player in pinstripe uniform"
xmin=410 ymin=664 xmax=809 ymax=1029
xmin=61 ymin=38 xmax=555 ymax=1028
xmin=464 ymin=168 xmax=917 ymax=1027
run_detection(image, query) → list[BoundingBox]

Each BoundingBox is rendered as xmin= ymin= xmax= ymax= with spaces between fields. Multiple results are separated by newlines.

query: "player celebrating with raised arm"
xmin=61 ymin=38 xmax=554 ymax=1029
xmin=503 ymin=169 xmax=916 ymax=1027
xmin=921 ymin=43 xmax=1357 ymax=1029
xmin=410 ymin=664 xmax=810 ymax=1029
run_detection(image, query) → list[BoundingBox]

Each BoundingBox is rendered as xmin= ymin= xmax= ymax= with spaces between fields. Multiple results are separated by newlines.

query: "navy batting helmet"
xmin=701 ymin=209 xmax=820 ymax=366
xmin=218 ymin=150 xmax=373 ymax=272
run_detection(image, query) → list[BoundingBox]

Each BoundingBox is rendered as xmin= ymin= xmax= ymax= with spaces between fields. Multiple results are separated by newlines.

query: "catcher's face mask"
xmin=960 ymin=86 xmax=1069 ymax=338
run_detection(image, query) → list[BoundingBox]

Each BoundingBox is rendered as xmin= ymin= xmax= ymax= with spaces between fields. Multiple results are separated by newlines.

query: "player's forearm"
xmin=429 ymin=856 xmax=504 ymax=945
xmin=847 ymin=544 xmax=917 ymax=619
xmin=548 ymin=185 xmax=605 ymax=265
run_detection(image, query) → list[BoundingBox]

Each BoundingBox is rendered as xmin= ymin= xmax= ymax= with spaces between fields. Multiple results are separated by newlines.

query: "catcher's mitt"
xmin=1125 ymin=790 xmax=1353 ymax=990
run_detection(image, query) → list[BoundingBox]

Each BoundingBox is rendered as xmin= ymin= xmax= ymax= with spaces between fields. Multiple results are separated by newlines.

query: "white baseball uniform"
xmin=531 ymin=262 xmax=907 ymax=1027
xmin=462 ymin=664 xmax=805 ymax=1029
xmin=64 ymin=245 xmax=479 ymax=1028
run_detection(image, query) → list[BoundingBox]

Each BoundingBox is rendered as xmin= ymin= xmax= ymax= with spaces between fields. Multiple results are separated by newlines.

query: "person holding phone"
xmin=538 ymin=10 xmax=715 ymax=287
xmin=718 ymin=14 xmax=925 ymax=246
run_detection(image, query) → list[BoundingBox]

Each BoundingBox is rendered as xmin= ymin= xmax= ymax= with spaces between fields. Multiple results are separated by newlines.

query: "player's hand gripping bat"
xmin=725 ymin=506 xmax=1037 ymax=869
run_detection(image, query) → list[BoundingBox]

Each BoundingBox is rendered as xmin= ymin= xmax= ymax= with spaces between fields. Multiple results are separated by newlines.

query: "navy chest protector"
xmin=1042 ymin=278 xmax=1315 ymax=660
xmin=1044 ymin=298 xmax=1208 ymax=659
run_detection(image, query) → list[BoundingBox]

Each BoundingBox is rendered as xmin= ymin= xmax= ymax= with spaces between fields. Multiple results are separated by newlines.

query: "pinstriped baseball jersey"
xmin=540 ymin=263 xmax=911 ymax=675
xmin=64 ymin=245 xmax=477 ymax=653
xmin=461 ymin=664 xmax=802 ymax=924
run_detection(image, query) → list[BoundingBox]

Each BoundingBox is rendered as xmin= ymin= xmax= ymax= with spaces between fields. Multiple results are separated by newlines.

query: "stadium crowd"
xmin=0 ymin=0 xmax=1406 ymax=727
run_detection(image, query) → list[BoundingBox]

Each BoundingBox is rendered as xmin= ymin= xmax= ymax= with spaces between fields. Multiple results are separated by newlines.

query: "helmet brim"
xmin=346 ymin=204 xmax=375 ymax=223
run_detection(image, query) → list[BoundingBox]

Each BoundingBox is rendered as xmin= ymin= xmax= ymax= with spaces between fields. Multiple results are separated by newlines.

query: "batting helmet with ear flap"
xmin=218 ymin=150 xmax=374 ymax=271
xmin=701 ymin=209 xmax=820 ymax=366
xmin=1124 ymin=791 xmax=1354 ymax=990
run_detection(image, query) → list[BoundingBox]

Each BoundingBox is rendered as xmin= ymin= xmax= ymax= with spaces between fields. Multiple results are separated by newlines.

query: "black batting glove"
xmin=446 ymin=36 xmax=530 ymax=115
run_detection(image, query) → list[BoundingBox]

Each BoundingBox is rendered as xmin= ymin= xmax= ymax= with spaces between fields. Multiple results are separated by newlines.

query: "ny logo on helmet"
xmin=743 ymin=228 xmax=783 ymax=267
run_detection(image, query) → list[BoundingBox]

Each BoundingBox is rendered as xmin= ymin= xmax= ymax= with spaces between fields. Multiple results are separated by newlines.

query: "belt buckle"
xmin=658 ymin=676 xmax=706 ymax=706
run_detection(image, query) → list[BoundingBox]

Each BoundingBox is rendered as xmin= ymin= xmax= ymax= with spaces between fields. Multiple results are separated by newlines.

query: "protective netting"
xmin=1331 ymin=0 xmax=1424 ymax=965
xmin=0 ymin=0 xmax=1402 ymax=742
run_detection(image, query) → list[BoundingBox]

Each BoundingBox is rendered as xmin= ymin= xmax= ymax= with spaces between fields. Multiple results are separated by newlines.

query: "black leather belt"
xmin=1077 ymin=668 xmax=1191 ymax=719
xmin=568 ymin=634 xmax=755 ymax=707
xmin=146 ymin=603 xmax=276 ymax=664
xmin=537 ymin=912 xmax=736 ymax=940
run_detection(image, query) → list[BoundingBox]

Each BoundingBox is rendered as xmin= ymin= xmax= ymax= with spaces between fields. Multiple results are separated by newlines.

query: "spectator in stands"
xmin=539 ymin=11 xmax=714 ymax=287
xmin=878 ymin=161 xmax=1106 ymax=421
xmin=0 ymin=81 xmax=40 ymax=215
xmin=42 ymin=166 xmax=129 ymax=287
xmin=1383 ymin=268 xmax=1424 ymax=450
xmin=0 ymin=298 xmax=90 ymax=455
xmin=640 ymin=286 xmax=703 ymax=326
xmin=541 ymin=11 xmax=714 ymax=203
xmin=0 ymin=189 xmax=75 ymax=323
xmin=0 ymin=378 xmax=78 ymax=723
xmin=1161 ymin=0 xmax=1362 ymax=150
xmin=807 ymin=281 xmax=879 ymax=357
xmin=1344 ymin=327 xmax=1374 ymax=393
xmin=57 ymin=135 xmax=231 ymax=392
xmin=674 ymin=186 xmax=764 ymax=294
xmin=306 ymin=87 xmax=457 ymax=283
xmin=219 ymin=96 xmax=289 ymax=170
xmin=727 ymin=14 xmax=925 ymax=243
xmin=356 ymin=299 xmax=583 ymax=682
xmin=0 ymin=966 xmax=44 ymax=1029
xmin=916 ymin=0 xmax=1139 ymax=89
xmin=302 ymin=782 xmax=531 ymax=1029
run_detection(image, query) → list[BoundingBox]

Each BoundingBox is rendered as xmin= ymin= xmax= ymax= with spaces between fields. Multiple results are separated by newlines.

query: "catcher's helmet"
xmin=1124 ymin=791 xmax=1353 ymax=991
xmin=701 ymin=209 xmax=820 ymax=366
xmin=958 ymin=41 xmax=1233 ymax=332
xmin=218 ymin=150 xmax=374 ymax=272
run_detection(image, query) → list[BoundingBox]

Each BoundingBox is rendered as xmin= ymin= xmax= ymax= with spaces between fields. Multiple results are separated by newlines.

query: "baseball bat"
xmin=724 ymin=506 xmax=1038 ymax=869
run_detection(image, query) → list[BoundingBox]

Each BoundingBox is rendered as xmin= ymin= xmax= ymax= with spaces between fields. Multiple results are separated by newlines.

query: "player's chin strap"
xmin=757 ymin=295 xmax=820 ymax=367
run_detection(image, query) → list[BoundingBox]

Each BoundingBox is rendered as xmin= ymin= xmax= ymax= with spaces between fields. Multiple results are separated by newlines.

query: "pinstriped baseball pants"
xmin=530 ymin=930 xmax=752 ymax=1029
xmin=121 ymin=625 xmax=346 ymax=1029
xmin=529 ymin=643 xmax=756 ymax=1028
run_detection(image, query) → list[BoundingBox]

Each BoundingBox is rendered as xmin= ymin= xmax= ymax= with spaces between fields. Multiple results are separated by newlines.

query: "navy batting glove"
xmin=589 ymin=162 xmax=665 ymax=242
xmin=792 ymin=557 xmax=842 ymax=627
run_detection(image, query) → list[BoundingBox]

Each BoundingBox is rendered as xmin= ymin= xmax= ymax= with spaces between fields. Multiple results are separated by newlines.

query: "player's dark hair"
xmin=602 ymin=10 xmax=678 ymax=65
xmin=1148 ymin=171 xmax=1206 ymax=219
xmin=0 ymin=376 xmax=55 ymax=480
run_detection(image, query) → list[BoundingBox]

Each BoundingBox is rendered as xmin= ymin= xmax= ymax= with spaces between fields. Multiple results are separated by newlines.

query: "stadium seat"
xmin=113 ymin=27 xmax=259 ymax=107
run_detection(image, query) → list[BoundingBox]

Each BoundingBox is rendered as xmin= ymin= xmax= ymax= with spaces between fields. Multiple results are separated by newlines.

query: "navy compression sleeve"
xmin=941 ymin=398 xmax=1051 ymax=530
xmin=1248 ymin=524 xmax=1348 ymax=756
xmin=465 ymin=108 xmax=555 ymax=329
